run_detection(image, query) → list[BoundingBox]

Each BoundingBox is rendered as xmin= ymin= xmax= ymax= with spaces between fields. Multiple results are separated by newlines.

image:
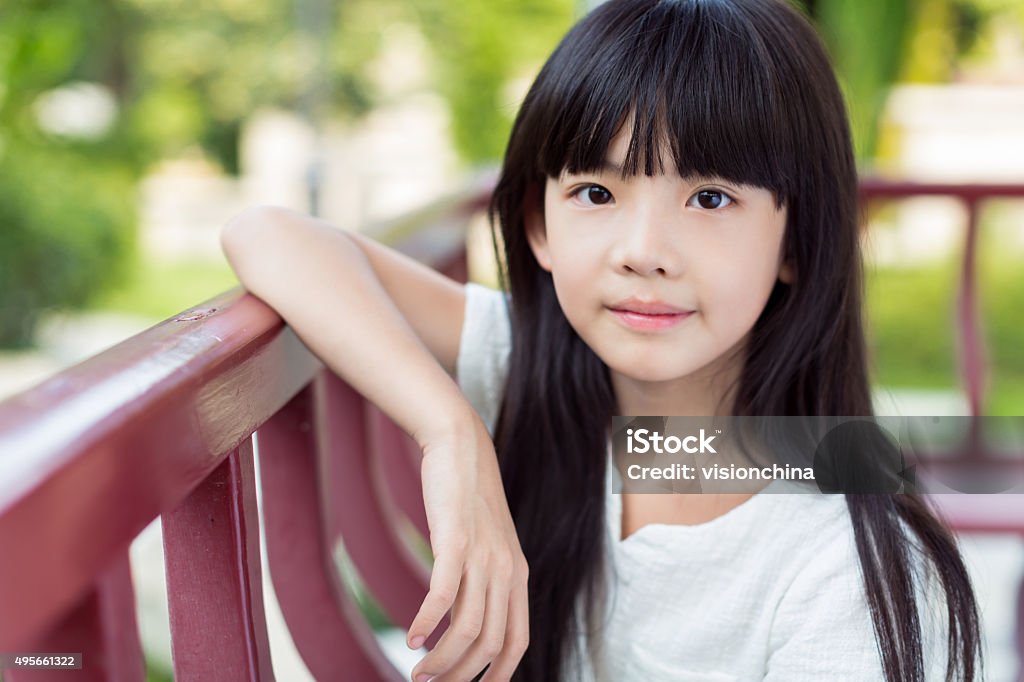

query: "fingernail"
xmin=415 ymin=674 xmax=432 ymax=682
xmin=408 ymin=635 xmax=425 ymax=649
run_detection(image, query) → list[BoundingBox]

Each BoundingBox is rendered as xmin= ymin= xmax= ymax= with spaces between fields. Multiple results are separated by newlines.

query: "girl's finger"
xmin=407 ymin=550 xmax=465 ymax=650
xmin=435 ymin=570 xmax=512 ymax=681
xmin=479 ymin=573 xmax=529 ymax=682
xmin=411 ymin=560 xmax=488 ymax=681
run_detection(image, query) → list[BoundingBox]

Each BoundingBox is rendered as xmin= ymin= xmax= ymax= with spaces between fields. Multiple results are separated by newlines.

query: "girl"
xmin=222 ymin=0 xmax=984 ymax=680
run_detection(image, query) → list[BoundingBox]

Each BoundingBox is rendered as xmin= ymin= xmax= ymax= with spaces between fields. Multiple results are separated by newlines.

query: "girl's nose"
xmin=613 ymin=212 xmax=683 ymax=277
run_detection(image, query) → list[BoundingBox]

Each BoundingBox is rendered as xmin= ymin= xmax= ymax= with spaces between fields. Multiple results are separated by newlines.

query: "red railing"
xmin=859 ymin=180 xmax=1024 ymax=540
xmin=0 ymin=175 xmax=490 ymax=680
xmin=0 ymin=175 xmax=1020 ymax=679
xmin=858 ymin=179 xmax=1024 ymax=419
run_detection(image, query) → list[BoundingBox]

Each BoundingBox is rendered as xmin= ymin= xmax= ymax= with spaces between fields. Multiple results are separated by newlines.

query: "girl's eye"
xmin=688 ymin=190 xmax=734 ymax=210
xmin=570 ymin=184 xmax=614 ymax=207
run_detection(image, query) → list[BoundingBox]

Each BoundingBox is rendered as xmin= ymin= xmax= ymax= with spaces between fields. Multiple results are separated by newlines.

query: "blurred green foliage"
xmin=0 ymin=2 xmax=139 ymax=346
xmin=0 ymin=0 xmax=575 ymax=347
xmin=145 ymin=658 xmax=173 ymax=682
xmin=804 ymin=0 xmax=917 ymax=163
xmin=0 ymin=139 xmax=137 ymax=347
xmin=89 ymin=260 xmax=240 ymax=322
xmin=803 ymin=0 xmax=1017 ymax=163
xmin=0 ymin=0 xmax=1019 ymax=415
xmin=0 ymin=0 xmax=362 ymax=347
xmin=397 ymin=0 xmax=575 ymax=163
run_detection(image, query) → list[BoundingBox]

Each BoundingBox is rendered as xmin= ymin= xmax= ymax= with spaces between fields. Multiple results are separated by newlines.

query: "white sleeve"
xmin=455 ymin=282 xmax=512 ymax=437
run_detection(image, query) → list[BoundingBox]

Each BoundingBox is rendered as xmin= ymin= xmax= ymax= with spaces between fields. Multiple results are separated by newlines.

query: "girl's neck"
xmin=611 ymin=347 xmax=744 ymax=417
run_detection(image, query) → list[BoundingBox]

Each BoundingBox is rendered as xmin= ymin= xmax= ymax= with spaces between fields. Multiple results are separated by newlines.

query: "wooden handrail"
xmin=0 ymin=287 xmax=319 ymax=646
xmin=0 ymin=290 xmax=323 ymax=681
xmin=0 ymin=173 xmax=492 ymax=680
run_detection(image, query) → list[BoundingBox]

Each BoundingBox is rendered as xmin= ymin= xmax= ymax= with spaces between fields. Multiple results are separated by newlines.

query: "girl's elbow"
xmin=221 ymin=205 xmax=278 ymax=253
xmin=221 ymin=206 xmax=288 ymax=282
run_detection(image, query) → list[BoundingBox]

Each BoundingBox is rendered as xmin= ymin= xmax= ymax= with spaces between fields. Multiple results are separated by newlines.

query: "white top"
xmin=455 ymin=282 xmax=951 ymax=682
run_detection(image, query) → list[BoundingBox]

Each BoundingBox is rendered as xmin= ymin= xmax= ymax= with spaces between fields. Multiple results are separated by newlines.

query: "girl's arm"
xmin=222 ymin=205 xmax=467 ymax=444
xmin=220 ymin=206 xmax=529 ymax=682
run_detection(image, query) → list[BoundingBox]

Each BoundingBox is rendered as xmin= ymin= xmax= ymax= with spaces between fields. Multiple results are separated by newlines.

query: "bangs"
xmin=533 ymin=0 xmax=796 ymax=207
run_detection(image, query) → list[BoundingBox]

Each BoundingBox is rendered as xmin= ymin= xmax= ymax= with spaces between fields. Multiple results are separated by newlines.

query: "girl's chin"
xmin=606 ymin=360 xmax=714 ymax=385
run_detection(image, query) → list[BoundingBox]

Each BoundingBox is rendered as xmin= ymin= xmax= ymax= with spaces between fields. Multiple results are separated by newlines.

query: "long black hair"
xmin=486 ymin=0 xmax=983 ymax=680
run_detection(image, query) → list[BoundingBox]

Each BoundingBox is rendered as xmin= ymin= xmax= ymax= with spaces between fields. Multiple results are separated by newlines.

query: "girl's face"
xmin=526 ymin=125 xmax=792 ymax=413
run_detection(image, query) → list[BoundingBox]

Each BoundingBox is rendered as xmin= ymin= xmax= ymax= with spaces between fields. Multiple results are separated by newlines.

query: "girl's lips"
xmin=609 ymin=308 xmax=695 ymax=330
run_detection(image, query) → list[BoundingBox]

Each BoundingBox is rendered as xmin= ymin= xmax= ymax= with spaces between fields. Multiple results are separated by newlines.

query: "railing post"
xmin=258 ymin=377 xmax=404 ymax=681
xmin=957 ymin=195 xmax=986 ymax=419
xmin=161 ymin=439 xmax=275 ymax=681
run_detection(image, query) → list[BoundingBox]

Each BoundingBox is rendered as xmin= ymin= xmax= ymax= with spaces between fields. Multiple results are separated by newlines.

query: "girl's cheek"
xmin=712 ymin=268 xmax=770 ymax=315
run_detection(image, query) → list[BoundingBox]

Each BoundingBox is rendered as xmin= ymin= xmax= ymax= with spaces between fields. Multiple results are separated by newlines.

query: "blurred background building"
xmin=1 ymin=0 xmax=1023 ymax=679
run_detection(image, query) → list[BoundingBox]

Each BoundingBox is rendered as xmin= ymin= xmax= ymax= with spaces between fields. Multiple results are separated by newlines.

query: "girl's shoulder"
xmin=456 ymin=283 xmax=512 ymax=436
xmin=767 ymin=491 xmax=942 ymax=598
xmin=762 ymin=492 xmax=951 ymax=680
xmin=462 ymin=282 xmax=512 ymax=325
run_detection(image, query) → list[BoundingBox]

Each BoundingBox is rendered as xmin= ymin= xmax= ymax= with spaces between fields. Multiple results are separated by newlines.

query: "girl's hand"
xmin=407 ymin=416 xmax=530 ymax=682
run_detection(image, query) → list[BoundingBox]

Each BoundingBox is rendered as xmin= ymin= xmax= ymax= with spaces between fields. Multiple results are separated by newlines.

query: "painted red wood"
xmin=258 ymin=379 xmax=403 ymax=681
xmin=369 ymin=407 xmax=431 ymax=546
xmin=6 ymin=552 xmax=144 ymax=681
xmin=317 ymin=372 xmax=443 ymax=645
xmin=0 ymin=289 xmax=319 ymax=653
xmin=162 ymin=439 xmax=274 ymax=680
xmin=926 ymin=494 xmax=1024 ymax=535
xmin=958 ymin=198 xmax=986 ymax=418
xmin=858 ymin=179 xmax=1024 ymax=200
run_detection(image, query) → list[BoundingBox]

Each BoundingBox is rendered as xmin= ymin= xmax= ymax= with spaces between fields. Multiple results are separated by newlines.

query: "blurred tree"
xmin=0 ymin=0 xmax=575 ymax=347
xmin=802 ymin=0 xmax=1005 ymax=165
xmin=399 ymin=0 xmax=575 ymax=164
xmin=0 ymin=0 xmax=380 ymax=347
xmin=798 ymin=0 xmax=919 ymax=165
xmin=0 ymin=1 xmax=140 ymax=347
